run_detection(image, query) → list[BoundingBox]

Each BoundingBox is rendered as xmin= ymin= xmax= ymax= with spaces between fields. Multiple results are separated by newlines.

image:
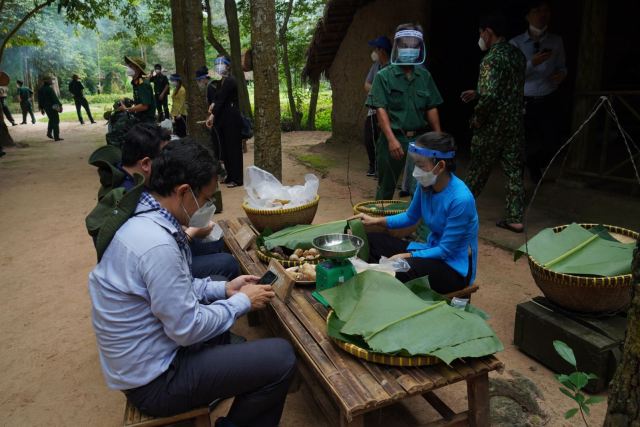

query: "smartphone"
xmin=257 ymin=270 xmax=278 ymax=285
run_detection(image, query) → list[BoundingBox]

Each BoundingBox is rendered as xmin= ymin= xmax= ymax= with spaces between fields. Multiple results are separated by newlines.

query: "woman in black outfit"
xmin=206 ymin=56 xmax=244 ymax=187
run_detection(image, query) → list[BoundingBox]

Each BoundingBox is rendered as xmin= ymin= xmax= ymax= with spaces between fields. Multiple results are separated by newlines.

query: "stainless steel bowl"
xmin=312 ymin=234 xmax=364 ymax=259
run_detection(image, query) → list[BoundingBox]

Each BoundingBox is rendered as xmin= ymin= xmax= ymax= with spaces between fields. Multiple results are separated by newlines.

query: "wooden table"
xmin=219 ymin=218 xmax=503 ymax=427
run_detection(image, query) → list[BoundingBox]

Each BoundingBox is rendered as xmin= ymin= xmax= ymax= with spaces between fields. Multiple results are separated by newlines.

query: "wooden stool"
xmin=123 ymin=398 xmax=232 ymax=427
xmin=445 ymin=283 xmax=479 ymax=301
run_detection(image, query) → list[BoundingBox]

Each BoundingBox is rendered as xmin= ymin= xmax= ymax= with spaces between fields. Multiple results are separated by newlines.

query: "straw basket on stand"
xmin=353 ymin=200 xmax=422 ymax=239
xmin=526 ymin=223 xmax=638 ymax=314
xmin=242 ymin=195 xmax=320 ymax=232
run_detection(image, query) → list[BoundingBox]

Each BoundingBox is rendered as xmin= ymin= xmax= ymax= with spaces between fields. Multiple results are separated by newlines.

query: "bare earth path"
xmin=0 ymin=121 xmax=604 ymax=426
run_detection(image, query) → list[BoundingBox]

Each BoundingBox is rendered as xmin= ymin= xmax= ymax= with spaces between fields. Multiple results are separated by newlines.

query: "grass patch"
xmin=37 ymin=103 xmax=113 ymax=123
xmin=294 ymin=153 xmax=335 ymax=176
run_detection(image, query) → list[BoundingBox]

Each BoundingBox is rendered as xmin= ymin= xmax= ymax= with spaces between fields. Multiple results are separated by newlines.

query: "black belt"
xmin=394 ymin=129 xmax=427 ymax=138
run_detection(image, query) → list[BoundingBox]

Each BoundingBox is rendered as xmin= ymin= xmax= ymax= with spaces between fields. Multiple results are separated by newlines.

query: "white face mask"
xmin=183 ymin=188 xmax=217 ymax=228
xmin=126 ymin=67 xmax=136 ymax=77
xmin=529 ymin=24 xmax=547 ymax=37
xmin=371 ymin=51 xmax=379 ymax=63
xmin=412 ymin=165 xmax=439 ymax=188
xmin=215 ymin=64 xmax=228 ymax=76
xmin=478 ymin=36 xmax=488 ymax=52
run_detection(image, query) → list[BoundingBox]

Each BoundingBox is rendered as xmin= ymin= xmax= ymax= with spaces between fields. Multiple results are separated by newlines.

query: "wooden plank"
xmin=296 ymin=359 xmax=340 ymax=425
xmin=435 ymin=364 xmax=464 ymax=385
xmin=234 ymin=223 xmax=257 ymax=250
xmin=423 ymin=391 xmax=455 ymax=420
xmin=388 ymin=368 xmax=424 ymax=394
xmin=450 ymin=360 xmax=477 ymax=380
xmin=419 ymin=366 xmax=449 ymax=389
xmin=269 ymin=259 xmax=295 ymax=302
xmin=467 ymin=373 xmax=490 ymax=427
xmin=361 ymin=363 xmax=406 ymax=400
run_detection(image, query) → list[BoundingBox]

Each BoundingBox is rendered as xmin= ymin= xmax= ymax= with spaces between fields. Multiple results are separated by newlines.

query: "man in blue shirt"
xmin=510 ymin=0 xmax=567 ymax=183
xmin=89 ymin=139 xmax=296 ymax=425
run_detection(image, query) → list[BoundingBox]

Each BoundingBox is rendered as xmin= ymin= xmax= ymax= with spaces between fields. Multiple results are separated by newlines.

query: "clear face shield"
xmin=390 ymin=29 xmax=426 ymax=66
xmin=408 ymin=143 xmax=455 ymax=187
xmin=214 ymin=58 xmax=230 ymax=77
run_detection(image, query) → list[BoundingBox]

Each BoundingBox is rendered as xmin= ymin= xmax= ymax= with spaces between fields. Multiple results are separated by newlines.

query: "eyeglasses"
xmin=189 ymin=187 xmax=215 ymax=209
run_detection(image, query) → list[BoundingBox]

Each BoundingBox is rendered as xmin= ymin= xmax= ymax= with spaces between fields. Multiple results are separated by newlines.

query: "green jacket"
xmin=37 ymin=83 xmax=60 ymax=111
xmin=132 ymin=77 xmax=156 ymax=123
xmin=18 ymin=87 xmax=33 ymax=104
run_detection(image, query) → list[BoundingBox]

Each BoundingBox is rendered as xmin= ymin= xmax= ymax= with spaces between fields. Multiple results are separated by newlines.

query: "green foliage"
xmin=552 ymin=340 xmax=605 ymax=425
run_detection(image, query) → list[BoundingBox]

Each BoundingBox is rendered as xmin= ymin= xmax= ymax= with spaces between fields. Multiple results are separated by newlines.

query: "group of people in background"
xmin=363 ymin=0 xmax=566 ymax=233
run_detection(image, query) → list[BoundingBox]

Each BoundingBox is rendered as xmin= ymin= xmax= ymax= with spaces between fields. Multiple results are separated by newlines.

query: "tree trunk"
xmin=250 ymin=0 xmax=281 ymax=180
xmin=604 ymin=241 xmax=640 ymax=426
xmin=224 ymin=0 xmax=252 ymax=119
xmin=279 ymin=0 xmax=300 ymax=130
xmin=0 ymin=113 xmax=14 ymax=147
xmin=306 ymin=78 xmax=320 ymax=131
xmin=170 ymin=0 xmax=209 ymax=145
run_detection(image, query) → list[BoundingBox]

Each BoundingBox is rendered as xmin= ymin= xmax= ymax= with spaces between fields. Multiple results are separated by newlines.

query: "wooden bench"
xmin=220 ymin=218 xmax=503 ymax=427
xmin=123 ymin=398 xmax=232 ymax=427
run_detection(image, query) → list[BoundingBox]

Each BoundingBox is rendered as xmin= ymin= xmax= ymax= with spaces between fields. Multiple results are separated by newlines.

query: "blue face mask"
xmin=397 ymin=48 xmax=420 ymax=63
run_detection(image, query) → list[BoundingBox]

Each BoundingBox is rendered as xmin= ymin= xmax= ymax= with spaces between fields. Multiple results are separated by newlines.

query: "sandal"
xmin=496 ymin=219 xmax=524 ymax=234
xmin=225 ymin=182 xmax=240 ymax=188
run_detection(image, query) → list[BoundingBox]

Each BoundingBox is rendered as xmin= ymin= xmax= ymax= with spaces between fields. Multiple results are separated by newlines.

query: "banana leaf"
xmin=514 ymin=223 xmax=635 ymax=276
xmin=321 ymin=271 xmax=503 ymax=363
xmin=261 ymin=220 xmax=348 ymax=250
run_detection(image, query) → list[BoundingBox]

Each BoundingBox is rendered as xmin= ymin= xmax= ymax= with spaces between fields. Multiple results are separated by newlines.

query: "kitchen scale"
xmin=311 ymin=234 xmax=364 ymax=306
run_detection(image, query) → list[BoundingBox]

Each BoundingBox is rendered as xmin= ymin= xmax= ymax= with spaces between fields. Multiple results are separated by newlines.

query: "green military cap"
xmin=124 ymin=56 xmax=146 ymax=73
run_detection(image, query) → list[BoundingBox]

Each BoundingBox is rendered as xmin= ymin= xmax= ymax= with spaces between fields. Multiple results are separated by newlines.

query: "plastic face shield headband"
xmin=391 ymin=29 xmax=426 ymax=66
xmin=408 ymin=143 xmax=455 ymax=163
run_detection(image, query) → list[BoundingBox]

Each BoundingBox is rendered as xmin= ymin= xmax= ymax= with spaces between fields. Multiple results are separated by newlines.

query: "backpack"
xmin=105 ymin=99 xmax=139 ymax=148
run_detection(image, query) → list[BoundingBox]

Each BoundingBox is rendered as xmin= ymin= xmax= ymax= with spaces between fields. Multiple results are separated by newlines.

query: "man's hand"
xmin=390 ymin=253 xmax=412 ymax=260
xmin=205 ymin=114 xmax=214 ymax=129
xmin=388 ymin=136 xmax=404 ymax=160
xmin=460 ymin=90 xmax=477 ymax=103
xmin=349 ymin=213 xmax=384 ymax=227
xmin=117 ymin=101 xmax=127 ymax=112
xmin=550 ymin=71 xmax=566 ymax=84
xmin=239 ymin=284 xmax=276 ymax=310
xmin=185 ymin=222 xmax=214 ymax=239
xmin=225 ymin=275 xmax=260 ymax=298
xmin=531 ymin=51 xmax=552 ymax=66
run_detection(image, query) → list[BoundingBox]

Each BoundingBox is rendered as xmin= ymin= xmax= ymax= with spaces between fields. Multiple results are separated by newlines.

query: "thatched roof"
xmin=303 ymin=0 xmax=374 ymax=81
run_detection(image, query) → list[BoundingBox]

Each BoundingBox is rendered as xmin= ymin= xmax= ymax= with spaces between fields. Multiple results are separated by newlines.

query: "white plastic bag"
xmin=349 ymin=257 xmax=397 ymax=276
xmin=379 ymin=256 xmax=411 ymax=273
xmin=244 ymin=166 xmax=319 ymax=210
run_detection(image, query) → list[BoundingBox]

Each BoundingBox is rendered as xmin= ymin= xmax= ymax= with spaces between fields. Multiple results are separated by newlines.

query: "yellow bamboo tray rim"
xmin=352 ymin=200 xmax=408 ymax=217
xmin=242 ymin=195 xmax=320 ymax=216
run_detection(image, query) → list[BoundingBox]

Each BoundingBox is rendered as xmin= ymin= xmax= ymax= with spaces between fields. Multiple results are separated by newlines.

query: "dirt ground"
xmin=0 ymin=117 xmax=607 ymax=426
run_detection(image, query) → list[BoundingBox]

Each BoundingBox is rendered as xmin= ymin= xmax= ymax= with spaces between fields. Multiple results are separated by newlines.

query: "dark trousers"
xmin=174 ymin=115 xmax=187 ymax=137
xmin=1 ymin=98 xmax=15 ymax=124
xmin=21 ymin=102 xmax=36 ymax=123
xmin=155 ymin=94 xmax=170 ymax=122
xmin=363 ymin=114 xmax=379 ymax=172
xmin=190 ymin=238 xmax=240 ymax=280
xmin=367 ymin=232 xmax=468 ymax=294
xmin=216 ymin=112 xmax=244 ymax=185
xmin=524 ymin=92 xmax=560 ymax=183
xmin=45 ymin=108 xmax=60 ymax=139
xmin=376 ymin=135 xmax=409 ymax=200
xmin=74 ymin=97 xmax=94 ymax=123
xmin=125 ymin=333 xmax=296 ymax=427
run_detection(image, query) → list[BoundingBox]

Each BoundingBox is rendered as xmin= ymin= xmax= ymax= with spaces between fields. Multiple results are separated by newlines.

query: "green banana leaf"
xmin=261 ymin=220 xmax=348 ymax=250
xmin=321 ymin=271 xmax=503 ymax=364
xmin=514 ymin=223 xmax=635 ymax=276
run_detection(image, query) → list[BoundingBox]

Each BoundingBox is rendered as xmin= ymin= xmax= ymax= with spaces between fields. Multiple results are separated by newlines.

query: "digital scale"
xmin=311 ymin=234 xmax=364 ymax=306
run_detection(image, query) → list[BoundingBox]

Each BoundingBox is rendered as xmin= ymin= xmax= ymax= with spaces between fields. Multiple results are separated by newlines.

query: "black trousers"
xmin=155 ymin=94 xmax=170 ymax=122
xmin=45 ymin=108 xmax=60 ymax=139
xmin=74 ymin=97 xmax=94 ymax=123
xmin=367 ymin=232 xmax=468 ymax=294
xmin=174 ymin=115 xmax=187 ymax=137
xmin=524 ymin=92 xmax=561 ymax=183
xmin=363 ymin=114 xmax=379 ymax=172
xmin=1 ymin=97 xmax=15 ymax=124
xmin=125 ymin=333 xmax=296 ymax=427
xmin=215 ymin=111 xmax=244 ymax=185
xmin=21 ymin=101 xmax=36 ymax=123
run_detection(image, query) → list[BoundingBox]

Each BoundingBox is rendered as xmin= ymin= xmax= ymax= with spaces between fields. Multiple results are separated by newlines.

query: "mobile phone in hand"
xmin=257 ymin=270 xmax=278 ymax=285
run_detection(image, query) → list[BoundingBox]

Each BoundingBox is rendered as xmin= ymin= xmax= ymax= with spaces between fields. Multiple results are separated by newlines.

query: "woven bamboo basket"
xmin=353 ymin=200 xmax=409 ymax=217
xmin=256 ymin=247 xmax=322 ymax=268
xmin=242 ymin=195 xmax=320 ymax=232
xmin=527 ymin=223 xmax=638 ymax=314
xmin=327 ymin=311 xmax=440 ymax=367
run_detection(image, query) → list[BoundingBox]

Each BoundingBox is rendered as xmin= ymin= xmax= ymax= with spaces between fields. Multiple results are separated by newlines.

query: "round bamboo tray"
xmin=353 ymin=200 xmax=408 ymax=217
xmin=327 ymin=311 xmax=441 ymax=367
xmin=256 ymin=247 xmax=322 ymax=268
xmin=242 ymin=195 xmax=320 ymax=232
xmin=527 ymin=223 xmax=638 ymax=314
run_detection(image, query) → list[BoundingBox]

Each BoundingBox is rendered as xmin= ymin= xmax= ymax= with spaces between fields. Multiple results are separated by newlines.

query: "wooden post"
xmin=568 ymin=0 xmax=608 ymax=171
xmin=467 ymin=373 xmax=490 ymax=427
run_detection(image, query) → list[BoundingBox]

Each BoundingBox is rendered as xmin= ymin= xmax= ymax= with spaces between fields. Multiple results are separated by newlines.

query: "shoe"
xmin=32 ymin=121 xmax=36 ymax=125
xmin=20 ymin=122 xmax=27 ymax=125
xmin=226 ymin=182 xmax=240 ymax=188
xmin=46 ymin=134 xmax=53 ymax=139
xmin=54 ymin=138 xmax=64 ymax=141
xmin=496 ymin=219 xmax=524 ymax=234
xmin=80 ymin=122 xmax=85 ymax=125
xmin=398 ymin=190 xmax=410 ymax=197
xmin=10 ymin=122 xmax=17 ymax=126
xmin=90 ymin=121 xmax=96 ymax=124
xmin=366 ymin=168 xmax=376 ymax=177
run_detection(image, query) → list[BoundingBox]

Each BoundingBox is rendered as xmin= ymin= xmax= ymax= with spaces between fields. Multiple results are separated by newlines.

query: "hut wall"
xmin=328 ymin=0 xmax=430 ymax=144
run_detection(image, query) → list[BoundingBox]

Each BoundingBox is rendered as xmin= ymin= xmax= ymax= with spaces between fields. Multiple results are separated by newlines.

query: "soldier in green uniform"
xmin=69 ymin=74 xmax=96 ymax=124
xmin=37 ymin=76 xmax=63 ymax=141
xmin=461 ymin=13 xmax=526 ymax=233
xmin=16 ymin=80 xmax=36 ymax=124
xmin=367 ymin=24 xmax=442 ymax=200
xmin=119 ymin=56 xmax=156 ymax=123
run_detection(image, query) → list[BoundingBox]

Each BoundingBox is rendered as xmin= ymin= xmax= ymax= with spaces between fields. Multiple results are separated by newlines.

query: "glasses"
xmin=190 ymin=187 xmax=215 ymax=209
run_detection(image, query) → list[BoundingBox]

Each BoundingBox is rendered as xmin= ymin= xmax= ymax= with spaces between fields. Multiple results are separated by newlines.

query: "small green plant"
xmin=553 ymin=340 xmax=605 ymax=426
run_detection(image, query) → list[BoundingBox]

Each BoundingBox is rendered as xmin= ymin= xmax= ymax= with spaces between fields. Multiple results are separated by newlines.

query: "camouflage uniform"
xmin=465 ymin=41 xmax=526 ymax=223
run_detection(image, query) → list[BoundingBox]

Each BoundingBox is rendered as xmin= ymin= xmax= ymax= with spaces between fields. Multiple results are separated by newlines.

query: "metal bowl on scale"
xmin=312 ymin=234 xmax=364 ymax=260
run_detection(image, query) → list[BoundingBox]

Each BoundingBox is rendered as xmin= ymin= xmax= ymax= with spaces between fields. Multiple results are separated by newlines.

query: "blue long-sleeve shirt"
xmin=386 ymin=174 xmax=479 ymax=284
xmin=88 ymin=195 xmax=250 ymax=390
